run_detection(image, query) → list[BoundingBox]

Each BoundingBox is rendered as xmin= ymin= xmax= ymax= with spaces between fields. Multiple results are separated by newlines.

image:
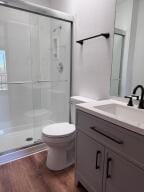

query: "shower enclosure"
xmin=0 ymin=1 xmax=72 ymax=154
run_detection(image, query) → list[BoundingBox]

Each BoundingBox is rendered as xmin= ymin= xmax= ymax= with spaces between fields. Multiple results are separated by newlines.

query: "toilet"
xmin=42 ymin=96 xmax=94 ymax=171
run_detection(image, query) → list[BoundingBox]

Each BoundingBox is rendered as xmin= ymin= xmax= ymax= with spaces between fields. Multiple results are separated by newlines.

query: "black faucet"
xmin=125 ymin=96 xmax=134 ymax=106
xmin=125 ymin=95 xmax=139 ymax=107
xmin=132 ymin=85 xmax=144 ymax=109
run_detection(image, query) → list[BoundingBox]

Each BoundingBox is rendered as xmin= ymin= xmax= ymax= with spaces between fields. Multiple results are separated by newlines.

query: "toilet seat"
xmin=42 ymin=123 xmax=75 ymax=138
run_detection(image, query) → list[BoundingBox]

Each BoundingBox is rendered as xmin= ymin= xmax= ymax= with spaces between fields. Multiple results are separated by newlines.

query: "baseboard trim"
xmin=0 ymin=143 xmax=48 ymax=166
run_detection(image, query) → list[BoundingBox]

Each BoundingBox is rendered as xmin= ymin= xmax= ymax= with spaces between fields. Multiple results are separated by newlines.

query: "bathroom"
xmin=0 ymin=0 xmax=144 ymax=191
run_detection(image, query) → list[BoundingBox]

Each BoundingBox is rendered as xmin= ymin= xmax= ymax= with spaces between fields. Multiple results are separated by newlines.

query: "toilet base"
xmin=46 ymin=145 xmax=74 ymax=171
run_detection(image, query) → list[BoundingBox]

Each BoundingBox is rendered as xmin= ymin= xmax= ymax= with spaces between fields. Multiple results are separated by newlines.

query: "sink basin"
xmin=94 ymin=103 xmax=144 ymax=125
xmin=76 ymin=99 xmax=144 ymax=135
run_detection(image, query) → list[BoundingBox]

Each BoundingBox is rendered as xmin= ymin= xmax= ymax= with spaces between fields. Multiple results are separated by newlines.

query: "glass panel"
xmin=0 ymin=5 xmax=71 ymax=152
xmin=33 ymin=81 xmax=70 ymax=141
xmin=0 ymin=83 xmax=34 ymax=153
xmin=0 ymin=50 xmax=7 ymax=90
xmin=0 ymin=6 xmax=34 ymax=153
xmin=32 ymin=16 xmax=71 ymax=143
xmin=110 ymin=34 xmax=124 ymax=96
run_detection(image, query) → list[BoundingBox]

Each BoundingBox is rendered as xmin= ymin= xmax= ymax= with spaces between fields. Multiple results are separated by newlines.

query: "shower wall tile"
xmin=39 ymin=16 xmax=51 ymax=79
xmin=6 ymin=22 xmax=32 ymax=82
xmin=0 ymin=6 xmax=30 ymax=24
xmin=50 ymin=81 xmax=69 ymax=122
xmin=0 ymin=84 xmax=33 ymax=132
xmin=30 ymin=15 xmax=40 ymax=82
xmin=50 ymin=20 xmax=71 ymax=82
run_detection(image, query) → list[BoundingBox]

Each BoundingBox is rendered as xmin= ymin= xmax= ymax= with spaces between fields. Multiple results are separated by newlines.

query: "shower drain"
xmin=26 ymin=137 xmax=33 ymax=142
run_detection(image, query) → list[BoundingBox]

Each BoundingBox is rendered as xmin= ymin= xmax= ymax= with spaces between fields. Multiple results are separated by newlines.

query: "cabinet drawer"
xmin=76 ymin=109 xmax=144 ymax=169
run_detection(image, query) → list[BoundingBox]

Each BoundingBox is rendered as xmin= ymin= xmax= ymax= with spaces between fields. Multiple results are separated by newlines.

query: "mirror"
xmin=110 ymin=0 xmax=144 ymax=97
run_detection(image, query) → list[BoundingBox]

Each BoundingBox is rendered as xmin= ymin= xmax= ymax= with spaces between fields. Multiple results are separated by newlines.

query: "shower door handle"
xmin=7 ymin=81 xmax=32 ymax=84
xmin=37 ymin=80 xmax=51 ymax=83
xmin=37 ymin=80 xmax=68 ymax=83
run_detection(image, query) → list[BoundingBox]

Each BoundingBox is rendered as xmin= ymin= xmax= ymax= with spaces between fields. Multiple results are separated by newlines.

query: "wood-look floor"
xmin=0 ymin=151 xmax=86 ymax=192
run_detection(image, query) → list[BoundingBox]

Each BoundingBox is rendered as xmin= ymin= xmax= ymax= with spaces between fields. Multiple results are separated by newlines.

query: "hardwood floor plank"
xmin=0 ymin=151 xmax=86 ymax=192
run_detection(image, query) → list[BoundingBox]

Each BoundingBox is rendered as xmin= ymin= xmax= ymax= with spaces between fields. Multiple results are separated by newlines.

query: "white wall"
xmin=49 ymin=0 xmax=116 ymax=100
xmin=26 ymin=0 xmax=51 ymax=7
xmin=49 ymin=0 xmax=75 ymax=14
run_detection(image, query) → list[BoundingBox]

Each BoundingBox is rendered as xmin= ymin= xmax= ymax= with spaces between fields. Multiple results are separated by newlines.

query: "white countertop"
xmin=76 ymin=99 xmax=144 ymax=136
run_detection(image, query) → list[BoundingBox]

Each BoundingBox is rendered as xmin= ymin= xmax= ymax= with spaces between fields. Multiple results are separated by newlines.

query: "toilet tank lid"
xmin=70 ymin=96 xmax=96 ymax=104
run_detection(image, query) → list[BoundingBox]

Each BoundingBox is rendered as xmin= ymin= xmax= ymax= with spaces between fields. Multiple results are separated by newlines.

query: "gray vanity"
xmin=75 ymin=100 xmax=144 ymax=192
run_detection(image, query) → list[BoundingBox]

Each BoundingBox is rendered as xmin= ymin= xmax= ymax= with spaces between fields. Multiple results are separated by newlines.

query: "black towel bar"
xmin=76 ymin=33 xmax=110 ymax=45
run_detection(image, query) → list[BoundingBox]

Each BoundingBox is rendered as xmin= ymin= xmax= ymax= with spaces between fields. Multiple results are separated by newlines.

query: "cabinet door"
xmin=76 ymin=131 xmax=105 ymax=192
xmin=104 ymin=150 xmax=144 ymax=192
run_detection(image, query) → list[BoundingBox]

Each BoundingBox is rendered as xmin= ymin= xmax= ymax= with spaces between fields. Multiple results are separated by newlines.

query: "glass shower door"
xmin=0 ymin=6 xmax=34 ymax=153
xmin=0 ymin=5 xmax=72 ymax=153
xmin=32 ymin=15 xmax=71 ymax=143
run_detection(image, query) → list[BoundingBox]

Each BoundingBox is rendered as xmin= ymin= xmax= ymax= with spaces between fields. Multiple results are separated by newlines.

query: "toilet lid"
xmin=42 ymin=123 xmax=75 ymax=137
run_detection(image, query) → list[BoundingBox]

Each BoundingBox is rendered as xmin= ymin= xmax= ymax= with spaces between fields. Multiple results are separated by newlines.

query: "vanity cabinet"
xmin=103 ymin=150 xmax=144 ymax=192
xmin=76 ymin=109 xmax=144 ymax=192
xmin=76 ymin=131 xmax=104 ymax=192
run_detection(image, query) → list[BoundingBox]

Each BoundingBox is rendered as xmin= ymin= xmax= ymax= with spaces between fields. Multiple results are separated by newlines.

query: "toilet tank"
xmin=70 ymin=96 xmax=95 ymax=124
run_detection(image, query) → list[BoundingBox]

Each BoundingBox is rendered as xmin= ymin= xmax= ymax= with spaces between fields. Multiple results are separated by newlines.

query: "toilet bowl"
xmin=42 ymin=96 xmax=95 ymax=171
xmin=42 ymin=123 xmax=75 ymax=171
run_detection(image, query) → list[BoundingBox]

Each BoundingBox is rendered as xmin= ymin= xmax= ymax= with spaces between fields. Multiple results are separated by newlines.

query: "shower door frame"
xmin=0 ymin=0 xmax=74 ymax=163
xmin=0 ymin=0 xmax=73 ymax=22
